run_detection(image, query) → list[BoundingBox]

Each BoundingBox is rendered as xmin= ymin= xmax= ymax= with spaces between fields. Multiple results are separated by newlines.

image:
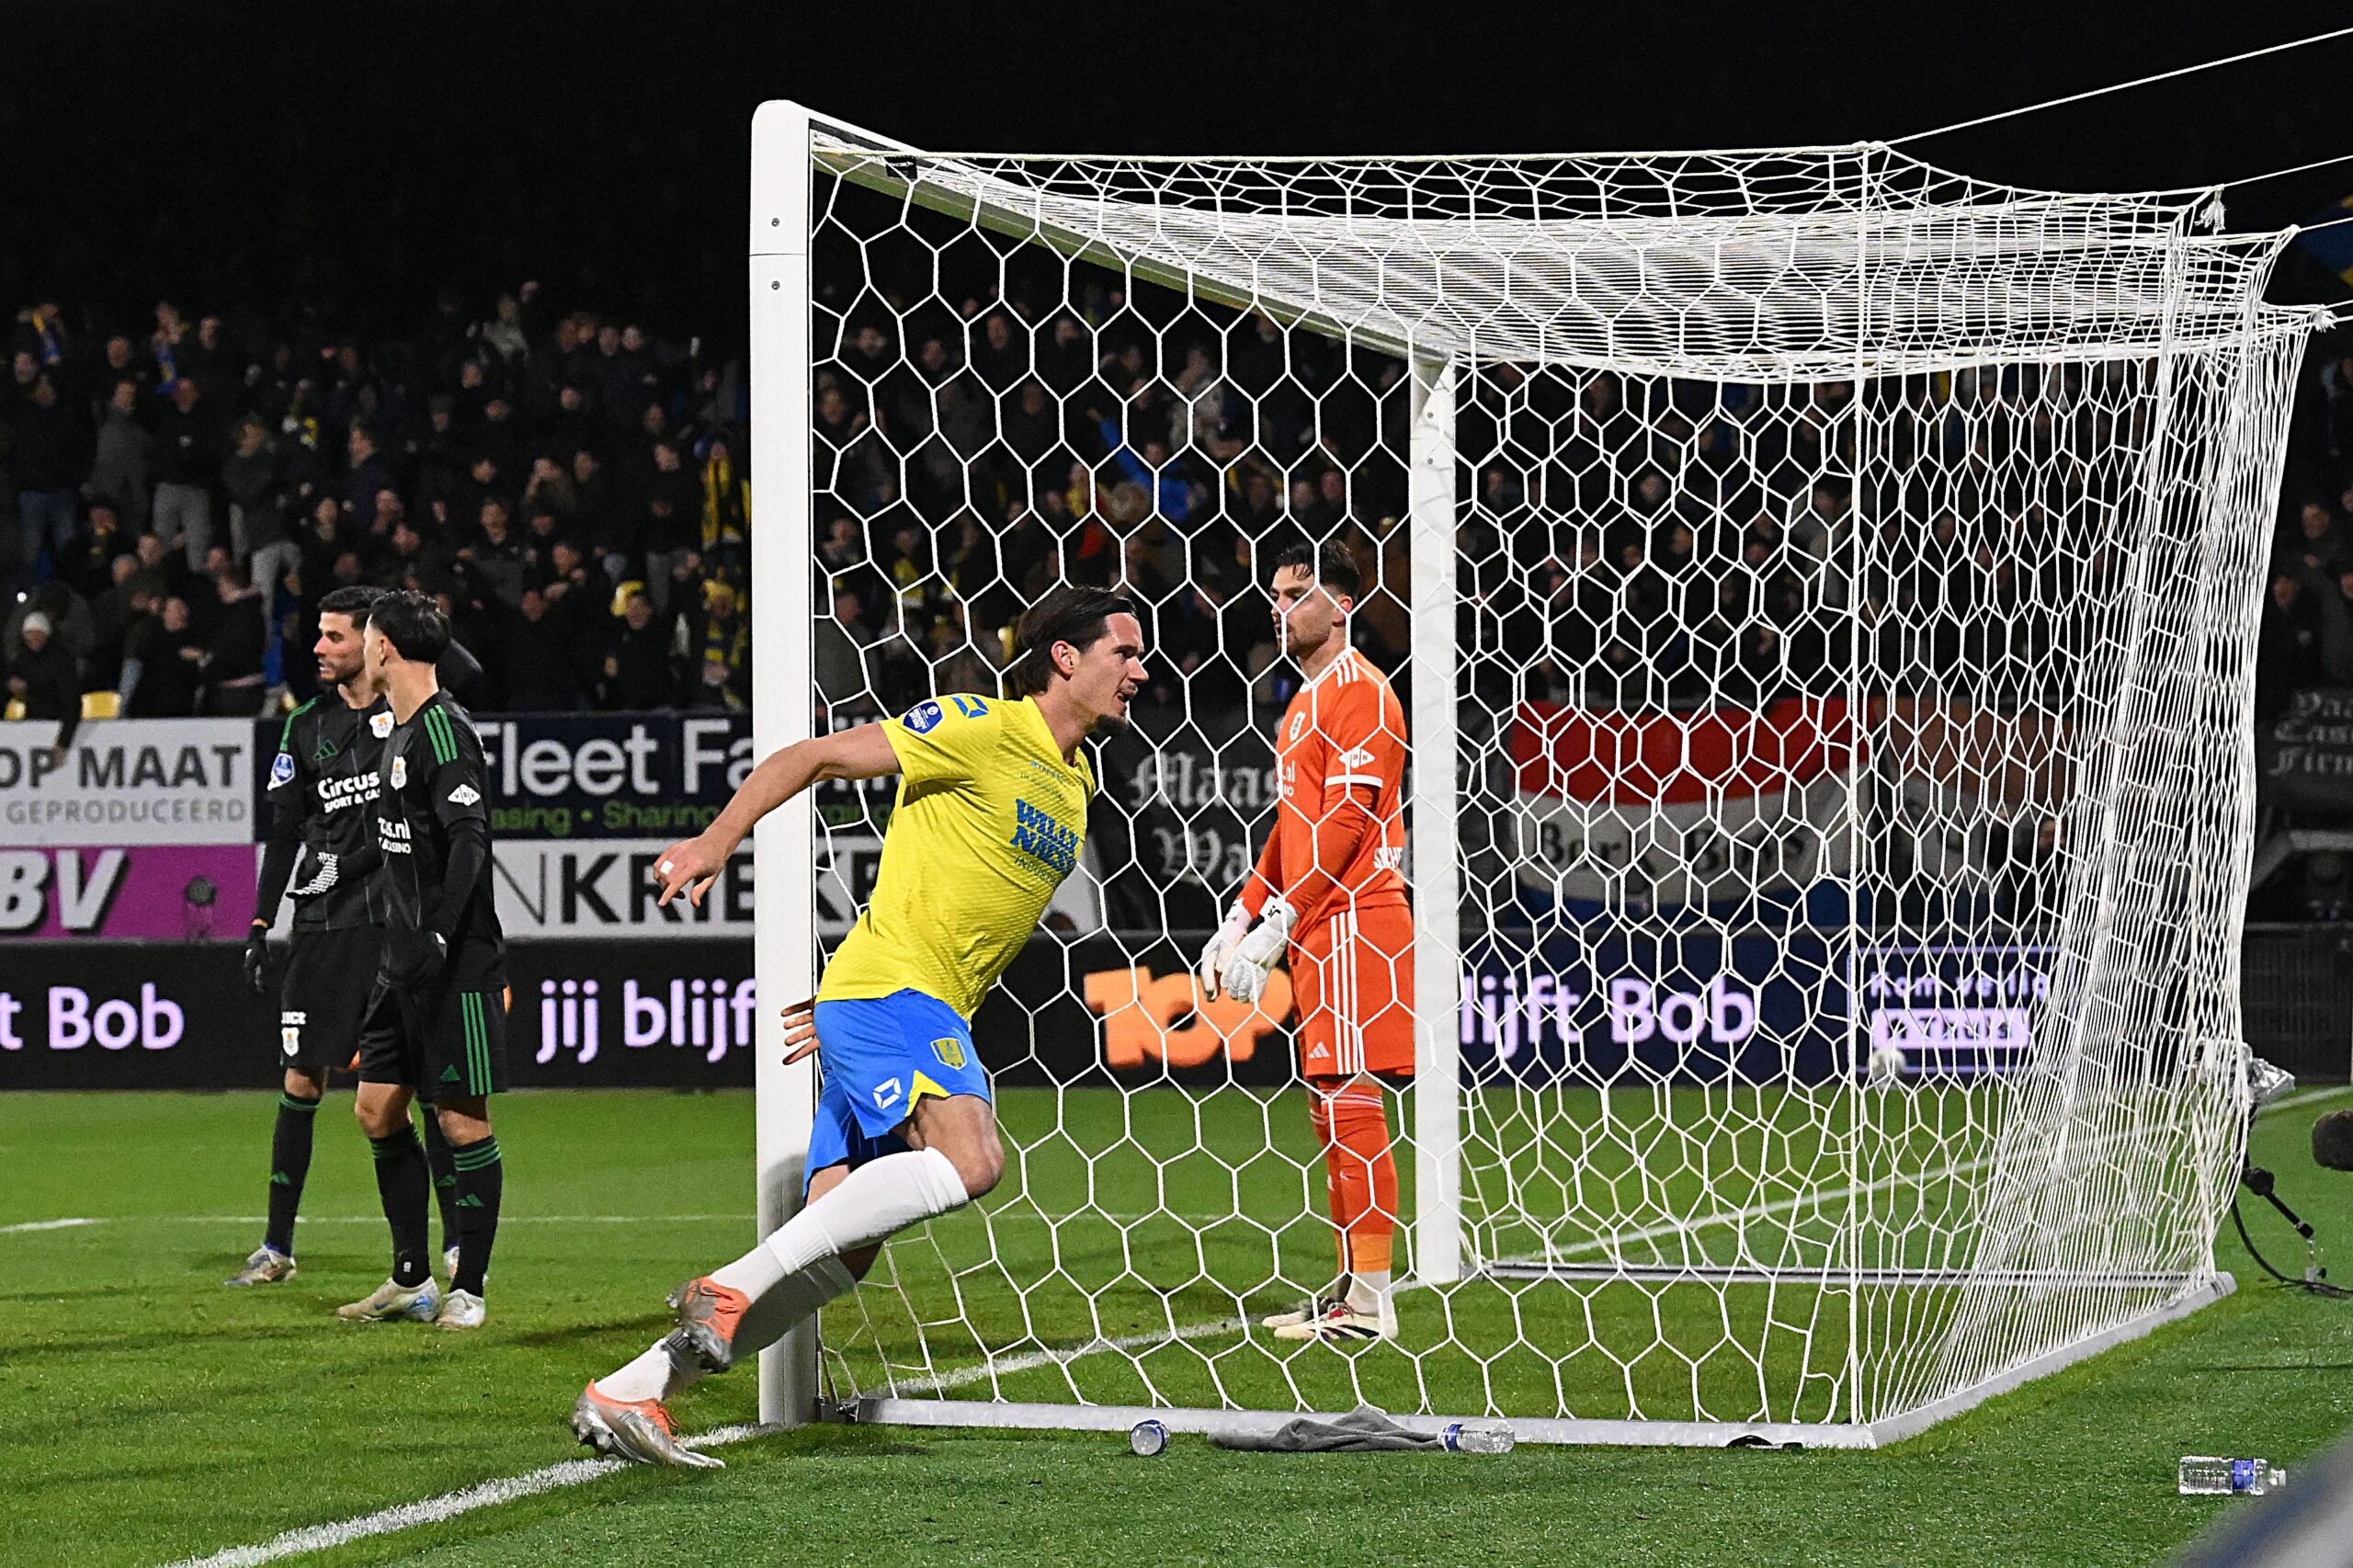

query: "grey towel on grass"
xmin=1207 ymin=1409 xmax=1440 ymax=1452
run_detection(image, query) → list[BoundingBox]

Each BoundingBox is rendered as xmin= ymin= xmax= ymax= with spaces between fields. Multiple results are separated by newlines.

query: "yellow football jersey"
xmin=816 ymin=692 xmax=1094 ymax=1020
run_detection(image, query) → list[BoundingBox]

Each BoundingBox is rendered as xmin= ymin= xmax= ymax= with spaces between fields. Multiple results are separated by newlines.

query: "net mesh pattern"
xmin=787 ymin=131 xmax=2315 ymax=1432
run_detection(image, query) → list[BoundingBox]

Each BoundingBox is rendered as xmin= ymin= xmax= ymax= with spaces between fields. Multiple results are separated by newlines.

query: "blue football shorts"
xmin=804 ymin=989 xmax=990 ymax=1193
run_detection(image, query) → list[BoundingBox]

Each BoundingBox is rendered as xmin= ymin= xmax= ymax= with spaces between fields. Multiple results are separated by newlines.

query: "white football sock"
xmin=761 ymin=1147 xmax=969 ymax=1274
xmin=597 ymin=1254 xmax=858 ymax=1403
xmin=709 ymin=1243 xmax=788 ymax=1300
xmin=1346 ymin=1269 xmax=1392 ymax=1317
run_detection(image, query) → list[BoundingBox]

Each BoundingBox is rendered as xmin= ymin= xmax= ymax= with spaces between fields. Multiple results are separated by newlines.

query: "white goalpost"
xmin=748 ymin=99 xmax=2322 ymax=1447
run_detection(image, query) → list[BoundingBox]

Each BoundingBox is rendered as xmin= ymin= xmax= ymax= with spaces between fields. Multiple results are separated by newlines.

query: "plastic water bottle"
xmin=2177 ymin=1456 xmax=2285 ymax=1495
xmin=1130 ymin=1419 xmax=1168 ymax=1457
xmin=1441 ymin=1421 xmax=1515 ymax=1454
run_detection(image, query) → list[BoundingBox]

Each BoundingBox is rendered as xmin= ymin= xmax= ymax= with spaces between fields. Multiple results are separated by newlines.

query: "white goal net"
xmin=746 ymin=102 xmax=2321 ymax=1446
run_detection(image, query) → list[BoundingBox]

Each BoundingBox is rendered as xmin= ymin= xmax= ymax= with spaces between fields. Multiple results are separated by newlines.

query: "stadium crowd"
xmin=8 ymin=253 xmax=2353 ymax=738
xmin=1 ymin=290 xmax=750 ymax=740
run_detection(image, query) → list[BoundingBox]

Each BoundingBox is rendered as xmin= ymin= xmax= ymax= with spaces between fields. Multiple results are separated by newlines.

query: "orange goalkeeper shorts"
xmin=1291 ymin=903 xmax=1415 ymax=1079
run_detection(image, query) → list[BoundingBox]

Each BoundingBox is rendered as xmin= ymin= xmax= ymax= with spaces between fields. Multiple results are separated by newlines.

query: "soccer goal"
xmin=745 ymin=100 xmax=2321 ymax=1447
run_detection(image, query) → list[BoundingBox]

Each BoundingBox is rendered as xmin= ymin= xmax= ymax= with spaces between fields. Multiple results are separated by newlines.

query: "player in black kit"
xmin=337 ymin=592 xmax=510 ymax=1331
xmin=229 ymin=586 xmax=464 ymax=1288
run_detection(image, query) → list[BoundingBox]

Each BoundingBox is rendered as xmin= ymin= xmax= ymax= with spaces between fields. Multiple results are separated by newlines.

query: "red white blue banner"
xmin=1506 ymin=699 xmax=1859 ymax=914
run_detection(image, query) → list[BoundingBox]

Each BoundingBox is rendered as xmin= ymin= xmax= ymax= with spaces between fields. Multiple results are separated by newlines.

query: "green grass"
xmin=2 ymin=1085 xmax=2350 ymax=1567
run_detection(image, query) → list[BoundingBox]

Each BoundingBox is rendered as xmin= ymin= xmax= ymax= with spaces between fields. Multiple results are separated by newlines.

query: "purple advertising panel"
xmin=0 ymin=846 xmax=257 ymax=941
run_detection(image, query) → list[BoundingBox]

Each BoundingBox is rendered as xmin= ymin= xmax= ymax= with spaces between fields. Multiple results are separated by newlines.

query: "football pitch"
xmin=6 ymin=1086 xmax=2352 ymax=1568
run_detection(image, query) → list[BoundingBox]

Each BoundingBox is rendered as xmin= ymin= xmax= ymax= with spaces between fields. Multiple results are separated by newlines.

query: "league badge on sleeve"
xmin=268 ymin=752 xmax=295 ymax=789
xmin=904 ymin=700 xmax=945 ymax=734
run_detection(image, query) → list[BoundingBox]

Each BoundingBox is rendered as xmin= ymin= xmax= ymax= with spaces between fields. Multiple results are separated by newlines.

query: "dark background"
xmin=6 ymin=0 xmax=2352 ymax=357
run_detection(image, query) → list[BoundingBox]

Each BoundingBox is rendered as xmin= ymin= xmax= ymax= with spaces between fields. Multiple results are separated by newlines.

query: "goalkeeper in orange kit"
xmin=1200 ymin=542 xmax=1413 ymax=1343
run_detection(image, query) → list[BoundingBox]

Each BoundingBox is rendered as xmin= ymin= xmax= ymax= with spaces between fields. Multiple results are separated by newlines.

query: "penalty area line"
xmin=0 ymin=1217 xmax=99 ymax=1234
xmin=154 ymin=1423 xmax=771 ymax=1568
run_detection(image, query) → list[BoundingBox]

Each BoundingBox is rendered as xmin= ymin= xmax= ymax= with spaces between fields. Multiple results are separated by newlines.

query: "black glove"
xmin=399 ymin=927 xmax=449 ymax=988
xmin=242 ymin=922 xmax=270 ymax=995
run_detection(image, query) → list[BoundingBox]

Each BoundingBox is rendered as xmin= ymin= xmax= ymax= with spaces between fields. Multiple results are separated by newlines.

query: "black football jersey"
xmin=373 ymin=691 xmax=505 ymax=985
xmin=265 ymin=695 xmax=394 ymax=931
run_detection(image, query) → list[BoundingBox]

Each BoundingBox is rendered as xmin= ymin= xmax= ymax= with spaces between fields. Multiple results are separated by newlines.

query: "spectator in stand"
xmin=122 ymin=594 xmax=205 ymax=717
xmin=343 ymin=423 xmax=395 ymax=529
xmin=459 ymin=495 xmax=528 ymax=607
xmin=223 ymin=415 xmax=299 ymax=595
xmin=2256 ymin=568 xmax=2348 ymax=719
xmin=85 ymin=554 xmax=151 ymax=691
xmin=6 ymin=610 xmax=80 ymax=756
xmin=58 ymin=498 xmax=130 ymax=601
xmin=814 ymin=586 xmax=876 ymax=713
xmin=2290 ymin=501 xmax=2353 ymax=581
xmin=13 ymin=372 xmax=85 ymax=580
xmin=86 ymin=378 xmax=152 ymax=535
xmin=201 ymin=560 xmax=268 ymax=715
xmin=499 ymin=586 xmax=586 ymax=710
xmin=601 ymin=587 xmax=676 ymax=709
xmin=685 ymin=579 xmax=749 ymax=710
xmin=151 ymin=377 xmax=220 ymax=568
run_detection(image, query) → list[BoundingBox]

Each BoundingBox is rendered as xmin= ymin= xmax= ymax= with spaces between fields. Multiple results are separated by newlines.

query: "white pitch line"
xmin=154 ymin=1423 xmax=771 ymax=1568
xmin=0 ymin=1217 xmax=98 ymax=1234
xmin=2262 ymin=1083 xmax=2353 ymax=1115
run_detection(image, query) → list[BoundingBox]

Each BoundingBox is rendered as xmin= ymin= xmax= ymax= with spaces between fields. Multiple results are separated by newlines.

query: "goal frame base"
xmin=837 ymin=1273 xmax=2234 ymax=1450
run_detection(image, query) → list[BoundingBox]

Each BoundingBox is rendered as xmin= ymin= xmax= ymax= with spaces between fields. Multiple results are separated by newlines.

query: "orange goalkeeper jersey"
xmin=1242 ymin=646 xmax=1409 ymax=930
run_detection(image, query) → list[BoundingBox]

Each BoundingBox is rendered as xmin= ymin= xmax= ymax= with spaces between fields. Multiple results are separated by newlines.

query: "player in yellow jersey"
xmin=574 ymin=585 xmax=1146 ymax=1467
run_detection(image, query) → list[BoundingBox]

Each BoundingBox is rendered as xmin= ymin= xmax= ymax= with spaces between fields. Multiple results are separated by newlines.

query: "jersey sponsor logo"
xmin=448 ymin=784 xmax=481 ymax=806
xmin=1008 ymin=799 xmax=1078 ymax=879
xmin=871 ymin=1075 xmax=904 ymax=1110
xmin=269 ymin=752 xmax=295 ymax=788
xmin=391 ymin=755 xmax=408 ymax=789
xmin=931 ymin=1035 xmax=967 ymax=1070
xmin=948 ymin=695 xmax=988 ymax=719
xmin=369 ymin=711 xmax=394 ymax=739
xmin=378 ymin=817 xmax=414 ymax=856
xmin=1374 ymin=845 xmax=1405 ymax=872
xmin=315 ymin=773 xmax=378 ymax=813
xmin=903 ymin=700 xmax=945 ymax=734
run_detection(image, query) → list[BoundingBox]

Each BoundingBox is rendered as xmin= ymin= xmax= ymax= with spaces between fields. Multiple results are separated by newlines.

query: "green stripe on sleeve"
xmin=425 ymin=708 xmax=459 ymax=766
xmin=278 ymin=696 xmax=319 ymax=750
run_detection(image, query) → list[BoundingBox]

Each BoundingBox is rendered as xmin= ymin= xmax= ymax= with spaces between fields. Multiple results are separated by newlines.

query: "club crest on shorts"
xmin=391 ymin=755 xmax=407 ymax=789
xmin=280 ymin=1024 xmax=301 ymax=1057
xmin=932 ymin=1036 xmax=967 ymax=1070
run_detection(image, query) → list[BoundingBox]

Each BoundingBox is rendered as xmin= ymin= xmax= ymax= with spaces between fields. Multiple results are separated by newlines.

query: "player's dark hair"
xmin=316 ymin=585 xmax=387 ymax=628
xmin=1006 ymin=585 xmax=1137 ymax=698
xmin=1273 ymin=540 xmax=1361 ymax=602
xmin=369 ymin=589 xmax=451 ymax=665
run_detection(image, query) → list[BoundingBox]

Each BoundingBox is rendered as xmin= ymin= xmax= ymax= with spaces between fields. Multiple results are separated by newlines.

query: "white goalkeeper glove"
xmin=1218 ymin=895 xmax=1296 ymax=1006
xmin=1197 ymin=902 xmax=1254 ymax=1001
